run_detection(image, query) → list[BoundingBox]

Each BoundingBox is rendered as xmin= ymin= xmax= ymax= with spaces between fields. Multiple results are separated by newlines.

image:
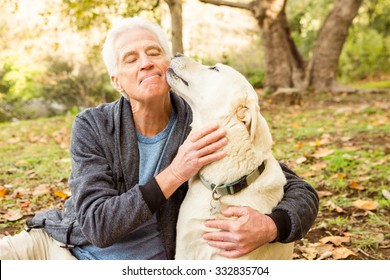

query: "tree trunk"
xmin=310 ymin=0 xmax=363 ymax=92
xmin=200 ymin=0 xmax=305 ymax=91
xmin=255 ymin=0 xmax=305 ymax=91
xmin=165 ymin=0 xmax=184 ymax=56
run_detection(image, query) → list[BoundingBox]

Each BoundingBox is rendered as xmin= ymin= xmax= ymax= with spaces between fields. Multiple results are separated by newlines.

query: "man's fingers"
xmin=189 ymin=127 xmax=226 ymax=151
xmin=204 ymin=219 xmax=232 ymax=232
xmin=206 ymin=240 xmax=236 ymax=251
xmin=197 ymin=137 xmax=227 ymax=158
xmin=221 ymin=206 xmax=250 ymax=218
xmin=203 ymin=230 xmax=231 ymax=242
xmin=189 ymin=123 xmax=220 ymax=142
xmin=206 ymin=239 xmax=244 ymax=259
xmin=217 ymin=250 xmax=243 ymax=258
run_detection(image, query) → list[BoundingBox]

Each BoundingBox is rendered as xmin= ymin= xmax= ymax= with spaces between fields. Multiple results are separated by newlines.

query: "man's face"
xmin=111 ymin=28 xmax=171 ymax=104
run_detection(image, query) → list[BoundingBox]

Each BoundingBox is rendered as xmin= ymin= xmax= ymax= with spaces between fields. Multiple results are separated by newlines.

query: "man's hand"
xmin=169 ymin=123 xmax=227 ymax=183
xmin=156 ymin=124 xmax=227 ymax=198
xmin=203 ymin=206 xmax=277 ymax=258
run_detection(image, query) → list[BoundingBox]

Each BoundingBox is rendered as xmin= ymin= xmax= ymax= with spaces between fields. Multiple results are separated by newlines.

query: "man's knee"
xmin=0 ymin=229 xmax=75 ymax=260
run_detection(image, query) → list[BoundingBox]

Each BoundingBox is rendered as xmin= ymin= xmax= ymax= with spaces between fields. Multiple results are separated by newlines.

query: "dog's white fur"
xmin=166 ymin=56 xmax=294 ymax=260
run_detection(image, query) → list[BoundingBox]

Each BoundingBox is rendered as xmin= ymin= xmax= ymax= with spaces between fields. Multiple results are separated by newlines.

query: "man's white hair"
xmin=102 ymin=17 xmax=171 ymax=77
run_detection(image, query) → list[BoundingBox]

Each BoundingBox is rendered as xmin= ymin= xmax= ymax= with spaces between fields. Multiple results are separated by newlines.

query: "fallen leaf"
xmin=2 ymin=209 xmax=23 ymax=221
xmin=25 ymin=170 xmax=38 ymax=179
xmin=300 ymin=172 xmax=316 ymax=178
xmin=0 ymin=186 xmax=9 ymax=197
xmin=341 ymin=136 xmax=352 ymax=142
xmin=291 ymin=122 xmax=299 ymax=128
xmin=302 ymin=246 xmax=317 ymax=260
xmin=317 ymin=190 xmax=333 ymax=198
xmin=32 ymin=184 xmax=51 ymax=196
xmin=352 ymin=199 xmax=378 ymax=211
xmin=382 ymin=189 xmax=390 ymax=200
xmin=312 ymin=139 xmax=322 ymax=147
xmin=53 ymin=190 xmax=71 ymax=199
xmin=20 ymin=200 xmax=31 ymax=209
xmin=7 ymin=137 xmax=21 ymax=144
xmin=12 ymin=188 xmax=32 ymax=198
xmin=331 ymin=173 xmax=347 ymax=179
xmin=332 ymin=247 xmax=356 ymax=260
xmin=38 ymin=137 xmax=48 ymax=144
xmin=311 ymin=148 xmax=334 ymax=158
xmin=348 ymin=180 xmax=365 ymax=191
xmin=325 ymin=200 xmax=345 ymax=213
xmin=319 ymin=138 xmax=331 ymax=146
xmin=320 ymin=236 xmax=350 ymax=246
xmin=27 ymin=133 xmax=40 ymax=143
xmin=310 ymin=161 xmax=328 ymax=171
xmin=317 ymin=250 xmax=333 ymax=260
xmin=315 ymin=243 xmax=334 ymax=257
xmin=15 ymin=160 xmax=28 ymax=166
xmin=296 ymin=156 xmax=307 ymax=164
xmin=357 ymin=175 xmax=371 ymax=181
xmin=5 ymin=168 xmax=18 ymax=174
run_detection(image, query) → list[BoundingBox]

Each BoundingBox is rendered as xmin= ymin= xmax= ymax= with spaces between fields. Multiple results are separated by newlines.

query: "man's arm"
xmin=269 ymin=162 xmax=319 ymax=243
xmin=203 ymin=162 xmax=319 ymax=258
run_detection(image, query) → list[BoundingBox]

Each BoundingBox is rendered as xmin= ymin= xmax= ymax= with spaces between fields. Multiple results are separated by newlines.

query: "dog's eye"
xmin=209 ymin=66 xmax=219 ymax=72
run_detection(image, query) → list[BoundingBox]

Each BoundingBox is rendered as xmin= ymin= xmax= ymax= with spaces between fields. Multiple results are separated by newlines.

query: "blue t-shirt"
xmin=72 ymin=109 xmax=177 ymax=260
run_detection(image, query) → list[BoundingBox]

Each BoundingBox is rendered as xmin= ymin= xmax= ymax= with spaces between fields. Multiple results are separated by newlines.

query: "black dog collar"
xmin=200 ymin=161 xmax=266 ymax=196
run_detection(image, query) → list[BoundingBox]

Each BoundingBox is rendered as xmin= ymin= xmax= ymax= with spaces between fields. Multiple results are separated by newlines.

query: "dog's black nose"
xmin=174 ymin=53 xmax=184 ymax=58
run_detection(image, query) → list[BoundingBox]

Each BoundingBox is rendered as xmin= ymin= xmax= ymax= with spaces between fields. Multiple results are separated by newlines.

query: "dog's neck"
xmin=198 ymin=122 xmax=269 ymax=186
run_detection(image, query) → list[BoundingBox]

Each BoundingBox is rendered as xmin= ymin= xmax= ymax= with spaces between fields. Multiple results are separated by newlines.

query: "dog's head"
xmin=167 ymin=55 xmax=273 ymax=166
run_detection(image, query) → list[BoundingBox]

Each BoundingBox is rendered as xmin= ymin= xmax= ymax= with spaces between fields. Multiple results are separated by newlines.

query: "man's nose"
xmin=140 ymin=54 xmax=154 ymax=69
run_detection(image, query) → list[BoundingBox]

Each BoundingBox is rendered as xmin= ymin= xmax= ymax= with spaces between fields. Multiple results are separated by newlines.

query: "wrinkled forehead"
xmin=115 ymin=29 xmax=161 ymax=51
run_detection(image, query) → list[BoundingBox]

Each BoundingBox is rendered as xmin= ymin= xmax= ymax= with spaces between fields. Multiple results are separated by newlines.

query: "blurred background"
xmin=0 ymin=0 xmax=389 ymax=121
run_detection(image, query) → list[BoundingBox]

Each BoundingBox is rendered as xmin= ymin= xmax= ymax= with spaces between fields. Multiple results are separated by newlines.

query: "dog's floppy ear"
xmin=237 ymin=89 xmax=273 ymax=151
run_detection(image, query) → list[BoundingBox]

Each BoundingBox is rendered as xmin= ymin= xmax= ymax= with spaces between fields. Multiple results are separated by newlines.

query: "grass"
xmin=0 ymin=90 xmax=389 ymax=259
xmin=352 ymin=80 xmax=390 ymax=89
xmin=261 ymin=89 xmax=389 ymax=259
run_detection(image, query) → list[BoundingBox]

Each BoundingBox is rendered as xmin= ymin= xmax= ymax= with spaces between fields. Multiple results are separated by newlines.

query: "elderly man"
xmin=0 ymin=17 xmax=318 ymax=260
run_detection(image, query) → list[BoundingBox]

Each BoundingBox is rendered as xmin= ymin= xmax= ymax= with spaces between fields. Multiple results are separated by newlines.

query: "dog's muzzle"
xmin=167 ymin=68 xmax=189 ymax=86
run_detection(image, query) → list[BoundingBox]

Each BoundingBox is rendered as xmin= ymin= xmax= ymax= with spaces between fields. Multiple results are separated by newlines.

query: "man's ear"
xmin=111 ymin=76 xmax=124 ymax=92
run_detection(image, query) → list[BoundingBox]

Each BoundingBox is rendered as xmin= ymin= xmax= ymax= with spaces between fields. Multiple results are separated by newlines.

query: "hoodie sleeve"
xmin=267 ymin=162 xmax=319 ymax=243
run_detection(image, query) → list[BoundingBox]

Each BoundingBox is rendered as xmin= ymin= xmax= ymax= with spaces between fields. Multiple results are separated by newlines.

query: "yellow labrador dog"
xmin=166 ymin=55 xmax=294 ymax=260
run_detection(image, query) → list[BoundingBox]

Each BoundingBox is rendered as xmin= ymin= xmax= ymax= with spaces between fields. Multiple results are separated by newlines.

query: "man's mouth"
xmin=140 ymin=73 xmax=160 ymax=84
xmin=167 ymin=68 xmax=189 ymax=86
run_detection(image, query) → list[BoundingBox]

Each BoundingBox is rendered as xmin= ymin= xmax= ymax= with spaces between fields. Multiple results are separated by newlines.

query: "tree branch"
xmin=199 ymin=0 xmax=252 ymax=11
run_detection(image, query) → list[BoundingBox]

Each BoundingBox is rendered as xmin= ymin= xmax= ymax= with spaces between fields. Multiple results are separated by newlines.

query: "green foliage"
xmin=246 ymin=69 xmax=265 ymax=88
xmin=352 ymin=80 xmax=390 ymax=89
xmin=61 ymin=0 xmax=161 ymax=30
xmin=0 ymin=55 xmax=44 ymax=103
xmin=288 ymin=0 xmax=334 ymax=58
xmin=326 ymin=152 xmax=358 ymax=173
xmin=338 ymin=27 xmax=390 ymax=82
xmin=41 ymin=56 xmax=118 ymax=110
xmin=288 ymin=0 xmax=389 ymax=81
xmin=0 ymin=54 xmax=117 ymax=122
